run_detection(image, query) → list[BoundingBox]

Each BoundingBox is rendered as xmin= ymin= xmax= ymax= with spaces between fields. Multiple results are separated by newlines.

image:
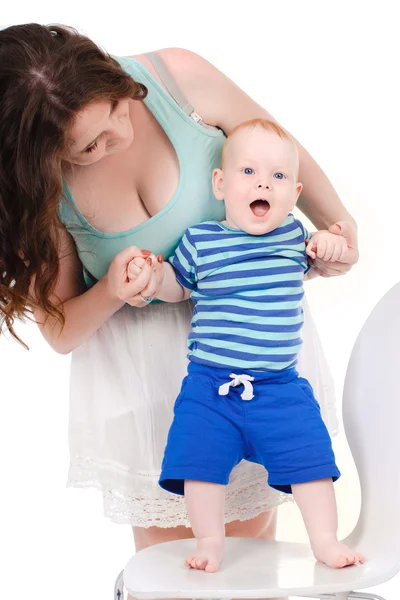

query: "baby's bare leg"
xmin=184 ymin=480 xmax=225 ymax=572
xmin=292 ymin=479 xmax=365 ymax=568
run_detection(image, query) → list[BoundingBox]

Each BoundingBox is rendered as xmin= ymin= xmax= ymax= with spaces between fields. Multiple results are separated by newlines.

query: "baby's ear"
xmin=290 ymin=181 xmax=303 ymax=211
xmin=212 ymin=168 xmax=225 ymax=201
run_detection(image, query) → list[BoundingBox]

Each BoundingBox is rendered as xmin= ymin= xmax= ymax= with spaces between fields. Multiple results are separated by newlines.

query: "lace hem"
xmin=67 ymin=456 xmax=293 ymax=528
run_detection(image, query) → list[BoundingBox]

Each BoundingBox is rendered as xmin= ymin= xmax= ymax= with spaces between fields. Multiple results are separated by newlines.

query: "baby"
xmin=128 ymin=119 xmax=364 ymax=573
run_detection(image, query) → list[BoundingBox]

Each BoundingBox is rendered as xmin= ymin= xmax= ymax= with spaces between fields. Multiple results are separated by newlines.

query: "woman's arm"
xmin=32 ymin=228 xmax=162 ymax=354
xmin=152 ymin=48 xmax=358 ymax=271
xmin=32 ymin=227 xmax=121 ymax=354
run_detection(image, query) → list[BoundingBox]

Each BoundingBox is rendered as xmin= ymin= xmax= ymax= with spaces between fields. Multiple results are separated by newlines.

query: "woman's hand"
xmin=105 ymin=246 xmax=164 ymax=307
xmin=310 ymin=220 xmax=359 ymax=277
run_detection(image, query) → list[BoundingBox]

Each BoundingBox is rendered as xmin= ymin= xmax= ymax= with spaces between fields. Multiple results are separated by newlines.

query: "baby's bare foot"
xmin=313 ymin=540 xmax=365 ymax=569
xmin=184 ymin=535 xmax=224 ymax=573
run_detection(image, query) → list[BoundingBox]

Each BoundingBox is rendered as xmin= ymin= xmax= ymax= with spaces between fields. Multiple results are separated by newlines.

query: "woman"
xmin=0 ymin=22 xmax=358 ymax=594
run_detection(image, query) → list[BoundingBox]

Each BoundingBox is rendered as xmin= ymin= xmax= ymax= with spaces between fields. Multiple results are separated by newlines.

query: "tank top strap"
xmin=143 ymin=51 xmax=205 ymax=125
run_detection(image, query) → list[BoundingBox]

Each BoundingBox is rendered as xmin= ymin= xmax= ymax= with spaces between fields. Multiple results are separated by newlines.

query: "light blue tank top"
xmin=59 ymin=55 xmax=226 ymax=287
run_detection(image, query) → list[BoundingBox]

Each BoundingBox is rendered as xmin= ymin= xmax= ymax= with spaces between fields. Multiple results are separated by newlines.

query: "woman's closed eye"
xmin=83 ymin=100 xmax=119 ymax=154
xmin=86 ymin=140 xmax=99 ymax=153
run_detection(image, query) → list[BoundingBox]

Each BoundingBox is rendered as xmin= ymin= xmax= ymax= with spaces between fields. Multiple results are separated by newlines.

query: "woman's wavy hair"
xmin=0 ymin=23 xmax=147 ymax=347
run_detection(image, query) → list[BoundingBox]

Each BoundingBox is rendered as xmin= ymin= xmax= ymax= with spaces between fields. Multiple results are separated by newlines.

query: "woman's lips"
xmin=250 ymin=199 xmax=270 ymax=217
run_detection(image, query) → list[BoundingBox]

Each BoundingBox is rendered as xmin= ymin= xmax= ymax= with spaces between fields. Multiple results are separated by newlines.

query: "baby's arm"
xmin=128 ymin=229 xmax=198 ymax=302
xmin=157 ymin=262 xmax=191 ymax=302
xmin=304 ymin=266 xmax=320 ymax=281
xmin=128 ymin=257 xmax=191 ymax=302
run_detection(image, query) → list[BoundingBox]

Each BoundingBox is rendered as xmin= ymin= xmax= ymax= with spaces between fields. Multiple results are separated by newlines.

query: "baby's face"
xmin=213 ymin=128 xmax=302 ymax=235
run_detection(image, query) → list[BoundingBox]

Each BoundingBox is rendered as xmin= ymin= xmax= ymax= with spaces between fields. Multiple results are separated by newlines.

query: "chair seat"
xmin=123 ymin=537 xmax=386 ymax=599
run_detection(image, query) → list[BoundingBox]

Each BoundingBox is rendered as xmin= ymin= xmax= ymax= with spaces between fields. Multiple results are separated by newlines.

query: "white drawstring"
xmin=218 ymin=373 xmax=255 ymax=401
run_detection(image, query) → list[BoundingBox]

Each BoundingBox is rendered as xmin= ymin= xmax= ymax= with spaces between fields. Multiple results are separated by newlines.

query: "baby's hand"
xmin=306 ymin=231 xmax=348 ymax=263
xmin=127 ymin=250 xmax=161 ymax=280
xmin=127 ymin=256 xmax=146 ymax=281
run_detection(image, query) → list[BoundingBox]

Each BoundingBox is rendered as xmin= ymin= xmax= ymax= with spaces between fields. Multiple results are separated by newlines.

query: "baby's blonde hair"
xmin=221 ymin=118 xmax=296 ymax=169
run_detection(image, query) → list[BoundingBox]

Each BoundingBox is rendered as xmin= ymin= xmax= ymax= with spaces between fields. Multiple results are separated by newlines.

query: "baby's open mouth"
xmin=250 ymin=199 xmax=270 ymax=217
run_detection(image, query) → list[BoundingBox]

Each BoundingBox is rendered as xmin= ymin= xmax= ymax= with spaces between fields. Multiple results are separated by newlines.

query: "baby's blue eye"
xmin=244 ymin=168 xmax=254 ymax=175
xmin=274 ymin=172 xmax=285 ymax=179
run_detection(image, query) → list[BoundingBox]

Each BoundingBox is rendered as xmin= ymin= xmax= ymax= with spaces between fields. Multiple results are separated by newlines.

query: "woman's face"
xmin=66 ymin=97 xmax=134 ymax=166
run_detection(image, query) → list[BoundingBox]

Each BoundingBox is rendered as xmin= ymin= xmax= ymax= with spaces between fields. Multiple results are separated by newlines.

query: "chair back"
xmin=342 ymin=282 xmax=400 ymax=575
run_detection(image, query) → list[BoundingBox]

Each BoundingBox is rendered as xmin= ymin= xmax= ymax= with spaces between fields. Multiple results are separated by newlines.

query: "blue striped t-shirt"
xmin=169 ymin=214 xmax=310 ymax=371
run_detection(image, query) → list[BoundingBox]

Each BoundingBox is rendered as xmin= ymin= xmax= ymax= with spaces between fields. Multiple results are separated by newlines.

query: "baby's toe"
xmin=355 ymin=553 xmax=365 ymax=564
xmin=184 ymin=555 xmax=195 ymax=568
xmin=205 ymin=562 xmax=218 ymax=573
xmin=195 ymin=557 xmax=208 ymax=569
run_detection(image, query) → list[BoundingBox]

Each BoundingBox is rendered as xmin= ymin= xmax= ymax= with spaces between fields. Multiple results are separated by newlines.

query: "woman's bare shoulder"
xmin=126 ymin=49 xmax=203 ymax=95
xmin=127 ymin=48 xmax=274 ymax=134
xmin=128 ymin=48 xmax=203 ymax=70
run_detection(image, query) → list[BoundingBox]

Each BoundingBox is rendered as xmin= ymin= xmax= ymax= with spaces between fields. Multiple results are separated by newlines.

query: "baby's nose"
xmin=257 ymin=182 xmax=270 ymax=189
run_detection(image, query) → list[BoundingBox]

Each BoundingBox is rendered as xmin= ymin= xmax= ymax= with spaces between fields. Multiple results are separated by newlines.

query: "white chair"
xmin=115 ymin=282 xmax=400 ymax=600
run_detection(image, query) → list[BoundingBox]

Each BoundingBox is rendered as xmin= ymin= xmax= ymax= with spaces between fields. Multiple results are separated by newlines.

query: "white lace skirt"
xmin=67 ymin=297 xmax=338 ymax=528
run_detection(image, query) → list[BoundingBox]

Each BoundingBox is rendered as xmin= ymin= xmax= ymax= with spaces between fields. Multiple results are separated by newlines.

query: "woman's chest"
xmin=65 ymin=105 xmax=180 ymax=233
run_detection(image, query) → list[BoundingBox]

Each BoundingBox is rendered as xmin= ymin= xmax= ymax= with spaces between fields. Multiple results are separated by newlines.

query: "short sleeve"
xmin=294 ymin=218 xmax=311 ymax=242
xmin=169 ymin=229 xmax=198 ymax=291
xmin=293 ymin=217 xmax=311 ymax=274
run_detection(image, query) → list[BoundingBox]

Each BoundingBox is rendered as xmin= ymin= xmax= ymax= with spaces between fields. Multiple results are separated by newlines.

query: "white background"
xmin=1 ymin=2 xmax=399 ymax=598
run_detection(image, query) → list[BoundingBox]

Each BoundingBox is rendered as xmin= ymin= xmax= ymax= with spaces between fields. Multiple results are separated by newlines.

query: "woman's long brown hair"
xmin=0 ymin=23 xmax=147 ymax=347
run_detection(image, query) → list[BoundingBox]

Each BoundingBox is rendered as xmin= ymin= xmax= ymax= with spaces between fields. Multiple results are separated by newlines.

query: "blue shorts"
xmin=159 ymin=362 xmax=340 ymax=495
